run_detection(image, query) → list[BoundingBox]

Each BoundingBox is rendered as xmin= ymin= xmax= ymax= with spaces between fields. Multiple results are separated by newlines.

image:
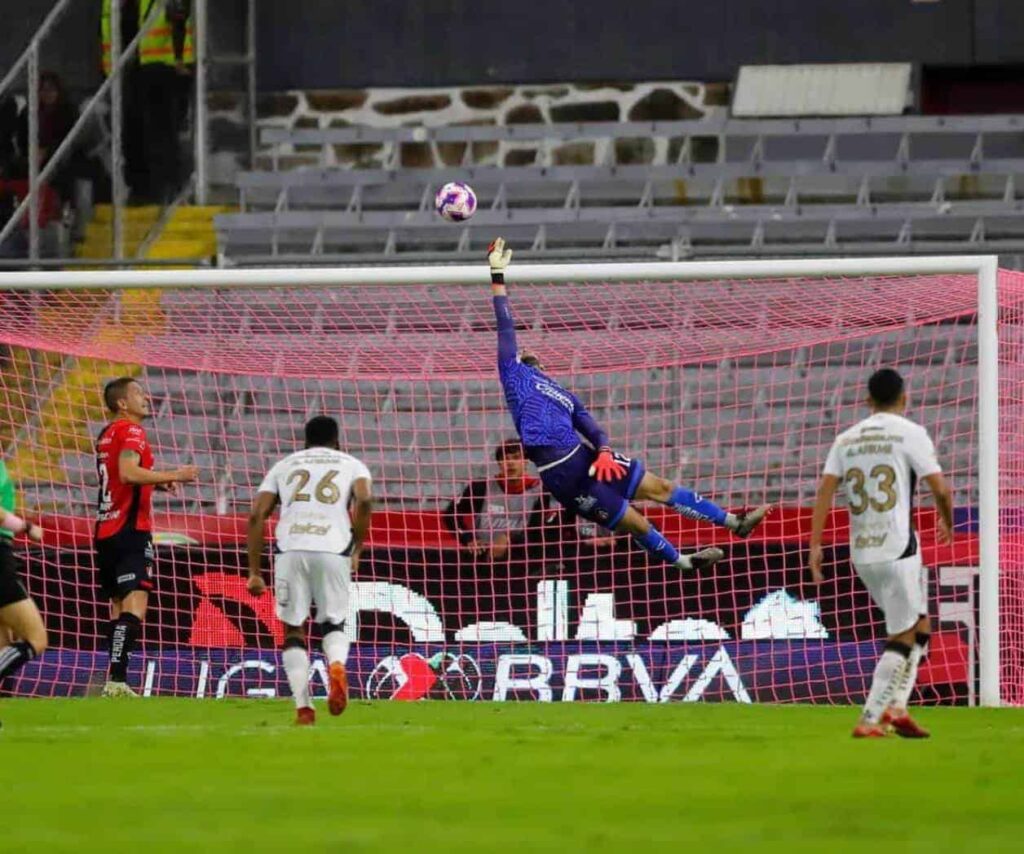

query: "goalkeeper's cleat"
xmin=852 ymin=723 xmax=888 ymax=738
xmin=674 ymin=547 xmax=725 ymax=572
xmin=882 ymin=709 xmax=930 ymax=739
xmin=327 ymin=662 xmax=349 ymax=716
xmin=731 ymin=504 xmax=773 ymax=539
xmin=101 ymin=680 xmax=138 ymax=698
xmin=296 ymin=707 xmax=316 ymax=726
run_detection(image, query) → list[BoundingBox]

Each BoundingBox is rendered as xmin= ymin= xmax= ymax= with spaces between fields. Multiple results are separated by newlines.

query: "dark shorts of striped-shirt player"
xmin=94 ymin=529 xmax=156 ymax=600
xmin=0 ymin=539 xmax=29 ymax=608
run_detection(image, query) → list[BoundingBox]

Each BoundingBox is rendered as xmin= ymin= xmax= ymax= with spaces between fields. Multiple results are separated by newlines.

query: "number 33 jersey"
xmin=823 ymin=411 xmax=942 ymax=566
xmin=257 ymin=448 xmax=372 ymax=554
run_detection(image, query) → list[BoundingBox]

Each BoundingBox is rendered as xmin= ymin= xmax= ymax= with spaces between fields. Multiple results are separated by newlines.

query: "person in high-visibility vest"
xmin=101 ymin=1 xmax=194 ymax=78
xmin=100 ymin=1 xmax=193 ymax=203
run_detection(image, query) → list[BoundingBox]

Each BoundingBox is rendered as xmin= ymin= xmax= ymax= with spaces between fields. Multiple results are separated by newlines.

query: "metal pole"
xmin=247 ymin=0 xmax=257 ymax=169
xmin=0 ymin=254 xmax=1001 ymax=291
xmin=27 ymin=42 xmax=39 ymax=262
xmin=194 ymin=0 xmax=208 ymax=205
xmin=110 ymin=0 xmax=125 ymax=260
xmin=977 ymin=255 xmax=1001 ymax=707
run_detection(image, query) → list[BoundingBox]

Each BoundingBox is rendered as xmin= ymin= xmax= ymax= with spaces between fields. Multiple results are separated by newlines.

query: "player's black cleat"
xmin=732 ymin=504 xmax=773 ymax=538
xmin=675 ymin=546 xmax=725 ymax=572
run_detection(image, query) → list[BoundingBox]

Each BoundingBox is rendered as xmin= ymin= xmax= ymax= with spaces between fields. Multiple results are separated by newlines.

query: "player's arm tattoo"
xmin=117 ymin=450 xmax=144 ymax=484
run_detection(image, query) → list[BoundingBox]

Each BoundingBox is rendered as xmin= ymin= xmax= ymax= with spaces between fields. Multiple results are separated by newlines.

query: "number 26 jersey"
xmin=823 ymin=411 xmax=942 ymax=566
xmin=257 ymin=448 xmax=372 ymax=554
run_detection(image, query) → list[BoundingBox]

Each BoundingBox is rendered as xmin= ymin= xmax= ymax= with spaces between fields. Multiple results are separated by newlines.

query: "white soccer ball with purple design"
xmin=435 ymin=181 xmax=477 ymax=222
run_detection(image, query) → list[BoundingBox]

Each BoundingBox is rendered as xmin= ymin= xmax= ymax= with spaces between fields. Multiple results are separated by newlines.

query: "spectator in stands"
xmin=101 ymin=0 xmax=194 ymax=204
xmin=443 ymin=440 xmax=549 ymax=562
xmin=16 ymin=72 xmax=80 ymax=205
xmin=141 ymin=0 xmax=193 ymax=203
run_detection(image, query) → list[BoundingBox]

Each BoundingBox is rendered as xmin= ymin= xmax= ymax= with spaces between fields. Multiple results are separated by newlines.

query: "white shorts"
xmin=855 ymin=552 xmax=928 ymax=636
xmin=273 ymin=551 xmax=351 ymax=627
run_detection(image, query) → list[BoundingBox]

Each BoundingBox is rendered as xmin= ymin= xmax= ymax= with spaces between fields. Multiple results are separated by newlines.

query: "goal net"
xmin=0 ymin=259 xmax=1021 ymax=705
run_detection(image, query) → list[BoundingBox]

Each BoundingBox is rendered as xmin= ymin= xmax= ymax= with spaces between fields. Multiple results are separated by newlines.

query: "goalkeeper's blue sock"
xmin=666 ymin=486 xmax=731 ymax=527
xmin=632 ymin=525 xmax=680 ymax=565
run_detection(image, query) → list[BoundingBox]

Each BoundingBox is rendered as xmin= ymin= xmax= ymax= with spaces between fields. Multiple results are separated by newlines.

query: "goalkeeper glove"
xmin=589 ymin=447 xmax=627 ymax=482
xmin=488 ymin=237 xmax=512 ymax=275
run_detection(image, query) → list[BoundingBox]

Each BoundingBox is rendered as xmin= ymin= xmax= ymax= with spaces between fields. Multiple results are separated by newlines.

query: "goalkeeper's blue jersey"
xmin=493 ymin=295 xmax=607 ymax=468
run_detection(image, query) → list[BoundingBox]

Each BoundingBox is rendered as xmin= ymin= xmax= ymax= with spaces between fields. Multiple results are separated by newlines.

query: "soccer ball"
xmin=435 ymin=181 xmax=477 ymax=222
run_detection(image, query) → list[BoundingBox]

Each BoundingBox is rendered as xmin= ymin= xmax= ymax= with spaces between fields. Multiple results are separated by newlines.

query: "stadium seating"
xmin=217 ymin=114 xmax=1024 ymax=261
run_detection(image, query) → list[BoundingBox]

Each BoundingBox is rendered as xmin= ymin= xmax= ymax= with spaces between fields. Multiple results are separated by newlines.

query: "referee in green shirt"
xmin=0 ymin=457 xmax=47 ymax=686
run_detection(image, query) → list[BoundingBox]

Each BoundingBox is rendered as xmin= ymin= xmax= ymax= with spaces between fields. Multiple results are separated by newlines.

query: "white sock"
xmin=282 ymin=646 xmax=311 ymax=709
xmin=724 ymin=513 xmax=739 ymax=531
xmin=862 ymin=649 xmax=909 ymax=724
xmin=889 ymin=644 xmax=924 ymax=712
xmin=322 ymin=630 xmax=350 ymax=666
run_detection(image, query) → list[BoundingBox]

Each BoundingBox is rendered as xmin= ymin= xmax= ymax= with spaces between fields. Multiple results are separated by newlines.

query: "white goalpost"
xmin=0 ymin=255 xmax=1014 ymax=706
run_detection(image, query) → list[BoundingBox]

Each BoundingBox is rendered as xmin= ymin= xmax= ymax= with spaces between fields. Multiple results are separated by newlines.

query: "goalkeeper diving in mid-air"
xmin=487 ymin=237 xmax=771 ymax=571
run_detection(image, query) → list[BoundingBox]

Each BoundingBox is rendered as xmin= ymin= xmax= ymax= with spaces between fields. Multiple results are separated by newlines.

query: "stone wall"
xmin=206 ymin=80 xmax=729 ymax=189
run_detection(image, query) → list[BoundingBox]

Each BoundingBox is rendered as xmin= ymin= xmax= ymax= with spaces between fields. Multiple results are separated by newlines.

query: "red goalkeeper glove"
xmin=589 ymin=447 xmax=626 ymax=482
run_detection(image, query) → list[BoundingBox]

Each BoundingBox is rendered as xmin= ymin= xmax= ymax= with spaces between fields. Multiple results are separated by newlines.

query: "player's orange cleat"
xmin=328 ymin=662 xmax=349 ymax=716
xmin=296 ymin=706 xmax=315 ymax=726
xmin=852 ymin=723 xmax=888 ymax=738
xmin=883 ymin=709 xmax=930 ymax=739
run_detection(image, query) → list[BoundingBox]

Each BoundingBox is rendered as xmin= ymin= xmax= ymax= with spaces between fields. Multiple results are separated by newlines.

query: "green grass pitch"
xmin=2 ymin=700 xmax=1022 ymax=852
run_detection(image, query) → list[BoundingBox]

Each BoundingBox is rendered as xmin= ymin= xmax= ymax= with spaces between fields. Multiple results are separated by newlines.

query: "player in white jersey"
xmin=809 ymin=369 xmax=953 ymax=739
xmin=247 ymin=416 xmax=373 ymax=725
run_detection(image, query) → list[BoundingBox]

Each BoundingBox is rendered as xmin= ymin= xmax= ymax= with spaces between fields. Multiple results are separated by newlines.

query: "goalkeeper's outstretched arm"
xmin=489 ymin=237 xmax=517 ymax=366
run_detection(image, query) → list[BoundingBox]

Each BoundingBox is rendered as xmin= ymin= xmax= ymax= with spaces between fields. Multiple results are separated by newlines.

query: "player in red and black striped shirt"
xmin=95 ymin=377 xmax=198 ymax=697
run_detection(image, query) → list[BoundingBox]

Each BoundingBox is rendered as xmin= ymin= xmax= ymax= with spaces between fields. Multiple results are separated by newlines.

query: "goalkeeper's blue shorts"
xmin=538 ymin=445 xmax=645 ymax=530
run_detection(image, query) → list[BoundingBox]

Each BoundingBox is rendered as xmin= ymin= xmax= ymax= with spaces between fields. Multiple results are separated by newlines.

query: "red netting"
xmin=998 ymin=269 xmax=1024 ymax=706
xmin=0 ymin=269 xmax=1016 ymax=705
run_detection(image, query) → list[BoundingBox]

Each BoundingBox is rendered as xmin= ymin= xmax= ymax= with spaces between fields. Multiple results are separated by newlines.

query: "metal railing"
xmin=0 ymin=0 xmax=256 ymax=262
xmin=0 ymin=0 xmax=171 ymax=262
xmin=0 ymin=0 xmax=72 ymax=261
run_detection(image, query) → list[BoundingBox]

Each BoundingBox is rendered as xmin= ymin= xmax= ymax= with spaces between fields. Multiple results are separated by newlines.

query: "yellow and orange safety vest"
xmin=100 ymin=0 xmax=194 ymax=76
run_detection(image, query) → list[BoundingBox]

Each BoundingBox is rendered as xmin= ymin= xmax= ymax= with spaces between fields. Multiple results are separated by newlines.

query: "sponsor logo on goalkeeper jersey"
xmin=534 ymin=381 xmax=574 ymax=410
